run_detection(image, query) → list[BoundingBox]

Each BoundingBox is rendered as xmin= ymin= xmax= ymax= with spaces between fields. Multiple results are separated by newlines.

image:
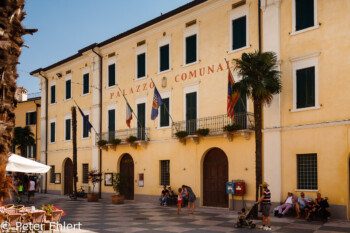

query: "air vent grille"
xmin=108 ymin=52 xmax=115 ymax=58
xmin=137 ymin=40 xmax=146 ymax=47
xmin=232 ymin=0 xmax=246 ymax=9
xmin=186 ymin=19 xmax=197 ymax=27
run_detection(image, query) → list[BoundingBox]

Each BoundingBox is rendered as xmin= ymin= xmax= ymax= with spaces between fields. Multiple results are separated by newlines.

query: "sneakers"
xmin=259 ymin=225 xmax=265 ymax=229
xmin=264 ymin=226 xmax=272 ymax=231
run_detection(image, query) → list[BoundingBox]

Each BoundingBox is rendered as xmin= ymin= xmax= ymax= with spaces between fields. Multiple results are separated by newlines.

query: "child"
xmin=238 ymin=208 xmax=246 ymax=223
xmin=177 ymin=188 xmax=182 ymax=214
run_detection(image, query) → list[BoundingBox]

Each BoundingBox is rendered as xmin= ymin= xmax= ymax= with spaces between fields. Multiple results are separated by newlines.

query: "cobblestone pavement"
xmin=4 ymin=194 xmax=350 ymax=233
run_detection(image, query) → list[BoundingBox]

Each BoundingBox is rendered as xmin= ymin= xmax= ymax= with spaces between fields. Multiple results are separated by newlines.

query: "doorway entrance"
xmin=203 ymin=148 xmax=228 ymax=208
xmin=120 ymin=154 xmax=134 ymax=200
xmin=64 ymin=158 xmax=73 ymax=195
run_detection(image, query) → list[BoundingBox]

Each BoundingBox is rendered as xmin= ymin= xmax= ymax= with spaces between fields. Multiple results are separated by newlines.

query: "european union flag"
xmin=151 ymin=86 xmax=164 ymax=120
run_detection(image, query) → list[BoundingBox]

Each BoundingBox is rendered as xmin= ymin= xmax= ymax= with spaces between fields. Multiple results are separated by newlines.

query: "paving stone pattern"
xmin=5 ymin=194 xmax=350 ymax=233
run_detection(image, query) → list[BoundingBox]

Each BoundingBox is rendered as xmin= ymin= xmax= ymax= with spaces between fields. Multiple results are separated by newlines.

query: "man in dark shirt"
xmin=257 ymin=182 xmax=271 ymax=231
xmin=158 ymin=185 xmax=169 ymax=206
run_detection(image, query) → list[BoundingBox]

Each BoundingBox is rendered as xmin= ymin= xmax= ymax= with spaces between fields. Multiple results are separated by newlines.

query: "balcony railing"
xmin=171 ymin=112 xmax=254 ymax=138
xmin=96 ymin=127 xmax=149 ymax=144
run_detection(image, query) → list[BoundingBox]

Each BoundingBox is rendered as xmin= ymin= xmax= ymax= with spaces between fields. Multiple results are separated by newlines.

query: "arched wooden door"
xmin=203 ymin=148 xmax=228 ymax=208
xmin=120 ymin=154 xmax=134 ymax=200
xmin=64 ymin=158 xmax=73 ymax=195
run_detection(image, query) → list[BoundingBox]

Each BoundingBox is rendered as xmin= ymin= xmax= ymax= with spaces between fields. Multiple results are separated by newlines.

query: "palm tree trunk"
xmin=72 ymin=107 xmax=78 ymax=199
xmin=0 ymin=0 xmax=36 ymax=204
xmin=253 ymin=98 xmax=263 ymax=202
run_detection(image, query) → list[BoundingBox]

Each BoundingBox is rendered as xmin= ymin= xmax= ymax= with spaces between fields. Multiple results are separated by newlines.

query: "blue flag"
xmin=151 ymin=87 xmax=164 ymax=120
xmin=77 ymin=105 xmax=93 ymax=133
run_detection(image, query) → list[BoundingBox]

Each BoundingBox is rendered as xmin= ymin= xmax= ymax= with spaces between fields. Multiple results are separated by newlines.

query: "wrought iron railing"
xmin=27 ymin=92 xmax=41 ymax=99
xmin=96 ymin=127 xmax=149 ymax=144
xmin=171 ymin=112 xmax=254 ymax=137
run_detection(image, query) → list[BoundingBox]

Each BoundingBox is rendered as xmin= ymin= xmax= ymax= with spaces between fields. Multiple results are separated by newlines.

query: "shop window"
xmin=297 ymin=153 xmax=318 ymax=190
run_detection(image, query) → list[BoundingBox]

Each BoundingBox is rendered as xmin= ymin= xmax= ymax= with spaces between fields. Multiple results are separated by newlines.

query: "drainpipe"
xmin=39 ymin=71 xmax=48 ymax=194
xmin=35 ymin=101 xmax=41 ymax=160
xmin=92 ymin=47 xmax=103 ymax=199
xmin=258 ymin=0 xmax=262 ymax=51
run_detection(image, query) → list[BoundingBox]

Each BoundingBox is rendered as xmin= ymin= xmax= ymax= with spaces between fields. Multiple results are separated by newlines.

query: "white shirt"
xmin=28 ymin=180 xmax=35 ymax=191
xmin=285 ymin=196 xmax=293 ymax=204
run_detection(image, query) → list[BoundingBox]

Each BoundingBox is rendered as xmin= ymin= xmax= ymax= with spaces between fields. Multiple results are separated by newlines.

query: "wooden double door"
xmin=120 ymin=154 xmax=134 ymax=200
xmin=203 ymin=148 xmax=228 ymax=208
xmin=64 ymin=158 xmax=73 ymax=195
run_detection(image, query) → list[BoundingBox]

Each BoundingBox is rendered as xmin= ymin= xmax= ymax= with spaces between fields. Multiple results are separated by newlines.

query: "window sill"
xmin=49 ymin=141 xmax=56 ymax=144
xmin=49 ymin=103 xmax=56 ymax=106
xmin=81 ymin=93 xmax=90 ymax=97
xmin=294 ymin=189 xmax=319 ymax=192
xmin=290 ymin=24 xmax=320 ymax=36
xmin=64 ymin=98 xmax=72 ymax=102
xmin=157 ymin=69 xmax=171 ymax=75
xmin=182 ymin=60 xmax=199 ymax=68
xmin=26 ymin=124 xmax=35 ymax=126
xmin=106 ymin=85 xmax=116 ymax=90
xmin=81 ymin=137 xmax=90 ymax=140
xmin=157 ymin=126 xmax=171 ymax=130
xmin=134 ymin=76 xmax=148 ymax=81
xmin=64 ymin=139 xmax=71 ymax=142
xmin=227 ymin=45 xmax=250 ymax=54
xmin=290 ymin=105 xmax=321 ymax=113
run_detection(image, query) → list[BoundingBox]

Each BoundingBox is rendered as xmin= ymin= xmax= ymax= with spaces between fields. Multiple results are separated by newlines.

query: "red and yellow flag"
xmin=227 ymin=71 xmax=240 ymax=122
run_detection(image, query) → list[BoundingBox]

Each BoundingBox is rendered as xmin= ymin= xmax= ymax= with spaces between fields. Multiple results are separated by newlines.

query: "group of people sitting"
xmin=276 ymin=192 xmax=330 ymax=221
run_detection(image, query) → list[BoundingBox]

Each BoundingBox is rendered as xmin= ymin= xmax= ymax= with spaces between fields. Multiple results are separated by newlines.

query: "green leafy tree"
xmin=13 ymin=126 xmax=35 ymax=157
xmin=233 ymin=51 xmax=282 ymax=201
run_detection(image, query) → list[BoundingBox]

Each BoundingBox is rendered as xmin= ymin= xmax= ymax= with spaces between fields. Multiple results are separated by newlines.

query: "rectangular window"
xmin=65 ymin=119 xmax=71 ymax=141
xmin=297 ymin=153 xmax=317 ymax=190
xmin=160 ymin=160 xmax=170 ymax=186
xmin=296 ymin=66 xmax=315 ymax=109
xmin=82 ymin=114 xmax=89 ymax=138
xmin=295 ymin=0 xmax=314 ymax=31
xmin=159 ymin=44 xmax=170 ymax=72
xmin=232 ymin=16 xmax=247 ymax=50
xmin=185 ymin=34 xmax=197 ymax=64
xmin=25 ymin=145 xmax=35 ymax=158
xmin=108 ymin=64 xmax=116 ymax=87
xmin=50 ymin=166 xmax=55 ymax=184
xmin=83 ymin=73 xmax=89 ymax=94
xmin=50 ymin=85 xmax=56 ymax=104
xmin=160 ymin=98 xmax=169 ymax=127
xmin=137 ymin=103 xmax=146 ymax=140
xmin=26 ymin=112 xmax=36 ymax=125
xmin=108 ymin=109 xmax=115 ymax=140
xmin=82 ymin=164 xmax=89 ymax=184
xmin=186 ymin=92 xmax=197 ymax=134
xmin=50 ymin=122 xmax=55 ymax=143
xmin=137 ymin=53 xmax=146 ymax=78
xmin=65 ymin=79 xmax=71 ymax=100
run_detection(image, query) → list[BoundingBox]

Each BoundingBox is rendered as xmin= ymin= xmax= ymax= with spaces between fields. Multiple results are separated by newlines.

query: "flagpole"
xmin=116 ymin=85 xmax=149 ymax=140
xmin=73 ymin=99 xmax=98 ymax=134
xmin=224 ymin=58 xmax=253 ymax=128
xmin=150 ymin=78 xmax=178 ymax=131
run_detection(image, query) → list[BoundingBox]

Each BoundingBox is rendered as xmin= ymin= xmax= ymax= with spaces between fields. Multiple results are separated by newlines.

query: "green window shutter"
xmin=186 ymin=92 xmax=197 ymax=134
xmin=51 ymin=85 xmax=56 ymax=103
xmin=295 ymin=0 xmax=314 ymax=31
xmin=160 ymin=98 xmax=170 ymax=127
xmin=108 ymin=64 xmax=116 ymax=87
xmin=296 ymin=66 xmax=315 ymax=109
xmin=33 ymin=144 xmax=36 ymax=159
xmin=108 ymin=109 xmax=115 ymax=132
xmin=83 ymin=115 xmax=89 ymax=138
xmin=33 ymin=112 xmax=37 ymax=125
xmin=50 ymin=122 xmax=55 ymax=142
xmin=137 ymin=53 xmax=146 ymax=78
xmin=160 ymin=44 xmax=170 ymax=72
xmin=137 ymin=103 xmax=146 ymax=128
xmin=65 ymin=80 xmax=71 ymax=99
xmin=65 ymin=119 xmax=71 ymax=140
xmin=186 ymin=35 xmax=197 ymax=64
xmin=232 ymin=16 xmax=246 ymax=50
xmin=26 ymin=113 xmax=29 ymax=125
xmin=83 ymin=74 xmax=89 ymax=94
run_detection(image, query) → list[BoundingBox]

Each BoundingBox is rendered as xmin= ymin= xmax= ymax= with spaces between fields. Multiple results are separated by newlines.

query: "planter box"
xmin=87 ymin=193 xmax=99 ymax=202
xmin=112 ymin=195 xmax=124 ymax=204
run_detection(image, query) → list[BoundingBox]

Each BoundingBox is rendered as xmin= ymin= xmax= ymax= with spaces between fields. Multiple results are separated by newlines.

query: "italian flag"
xmin=126 ymin=103 xmax=133 ymax=128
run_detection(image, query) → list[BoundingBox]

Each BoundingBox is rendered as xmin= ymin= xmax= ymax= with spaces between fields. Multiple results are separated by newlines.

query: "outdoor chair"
xmin=29 ymin=211 xmax=45 ymax=233
xmin=14 ymin=205 xmax=24 ymax=209
xmin=4 ymin=204 xmax=14 ymax=208
xmin=44 ymin=210 xmax=62 ymax=233
xmin=5 ymin=208 xmax=17 ymax=214
xmin=6 ymin=213 xmax=22 ymax=233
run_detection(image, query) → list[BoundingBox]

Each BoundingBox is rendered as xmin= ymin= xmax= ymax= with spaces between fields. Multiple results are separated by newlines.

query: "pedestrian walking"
xmin=27 ymin=177 xmax=36 ymax=204
xmin=182 ymin=185 xmax=196 ymax=215
xmin=256 ymin=182 xmax=271 ymax=231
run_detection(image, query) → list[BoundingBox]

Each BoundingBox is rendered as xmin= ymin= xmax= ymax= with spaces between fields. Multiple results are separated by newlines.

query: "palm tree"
xmin=0 ymin=0 xmax=37 ymax=204
xmin=233 ymin=51 xmax=282 ymax=201
xmin=13 ymin=126 xmax=35 ymax=157
xmin=72 ymin=106 xmax=77 ymax=199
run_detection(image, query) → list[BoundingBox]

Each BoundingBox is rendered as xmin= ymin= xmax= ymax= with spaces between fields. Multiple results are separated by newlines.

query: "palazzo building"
xmin=30 ymin=0 xmax=350 ymax=219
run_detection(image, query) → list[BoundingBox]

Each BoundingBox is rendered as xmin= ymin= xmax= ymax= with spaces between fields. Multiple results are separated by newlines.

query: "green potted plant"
xmin=223 ymin=123 xmax=240 ymax=132
xmin=110 ymin=138 xmax=121 ymax=146
xmin=175 ymin=131 xmax=188 ymax=139
xmin=111 ymin=173 xmax=126 ymax=204
xmin=97 ymin=139 xmax=107 ymax=147
xmin=126 ymin=135 xmax=137 ymax=143
xmin=87 ymin=169 xmax=102 ymax=202
xmin=195 ymin=128 xmax=210 ymax=136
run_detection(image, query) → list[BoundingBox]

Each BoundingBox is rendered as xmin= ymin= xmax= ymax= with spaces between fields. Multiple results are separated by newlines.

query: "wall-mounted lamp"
xmin=56 ymin=73 xmax=62 ymax=78
xmin=162 ymin=77 xmax=167 ymax=88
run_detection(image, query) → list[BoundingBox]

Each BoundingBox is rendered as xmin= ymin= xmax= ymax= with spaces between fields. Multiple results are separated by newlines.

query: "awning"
xmin=6 ymin=153 xmax=51 ymax=173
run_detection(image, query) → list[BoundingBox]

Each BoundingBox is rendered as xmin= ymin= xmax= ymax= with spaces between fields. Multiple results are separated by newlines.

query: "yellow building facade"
xmin=31 ymin=0 xmax=350 ymax=219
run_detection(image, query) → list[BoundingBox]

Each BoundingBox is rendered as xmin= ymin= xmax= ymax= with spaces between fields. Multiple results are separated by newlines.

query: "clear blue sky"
xmin=18 ymin=0 xmax=193 ymax=94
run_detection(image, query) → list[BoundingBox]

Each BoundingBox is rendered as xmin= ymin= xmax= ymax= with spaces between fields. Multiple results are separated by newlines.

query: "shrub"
xmin=195 ymin=128 xmax=210 ymax=136
xmin=110 ymin=138 xmax=121 ymax=146
xmin=126 ymin=136 xmax=137 ymax=143
xmin=175 ymin=131 xmax=188 ymax=139
xmin=97 ymin=140 xmax=107 ymax=147
xmin=88 ymin=169 xmax=102 ymax=193
xmin=223 ymin=123 xmax=240 ymax=132
xmin=112 ymin=173 xmax=126 ymax=195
